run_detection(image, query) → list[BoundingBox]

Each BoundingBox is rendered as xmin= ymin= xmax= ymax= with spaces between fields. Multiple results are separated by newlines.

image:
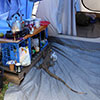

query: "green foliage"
xmin=0 ymin=79 xmax=9 ymax=100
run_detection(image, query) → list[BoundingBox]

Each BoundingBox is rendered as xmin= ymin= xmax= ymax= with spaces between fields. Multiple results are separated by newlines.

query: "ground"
xmin=0 ymin=78 xmax=9 ymax=100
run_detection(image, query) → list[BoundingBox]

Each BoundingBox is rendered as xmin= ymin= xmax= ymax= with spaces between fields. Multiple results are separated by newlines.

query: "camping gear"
xmin=1 ymin=38 xmax=31 ymax=66
xmin=0 ymin=32 xmax=4 ymax=38
xmin=35 ymin=46 xmax=40 ymax=52
xmin=0 ymin=67 xmax=4 ymax=90
xmin=32 ymin=38 xmax=40 ymax=52
xmin=50 ymin=52 xmax=57 ymax=62
xmin=15 ymin=63 xmax=21 ymax=73
xmin=35 ymin=20 xmax=40 ymax=28
xmin=9 ymin=64 xmax=15 ymax=71
xmin=24 ymin=19 xmax=35 ymax=34
xmin=24 ymin=19 xmax=34 ymax=27
xmin=15 ymin=28 xmax=30 ymax=38
xmin=0 ymin=0 xmax=100 ymax=100
xmin=76 ymin=13 xmax=91 ymax=26
xmin=0 ymin=45 xmax=50 ymax=85
xmin=19 ymin=47 xmax=31 ymax=66
xmin=5 ymin=28 xmax=29 ymax=39
xmin=12 ymin=18 xmax=22 ymax=33
xmin=5 ymin=31 xmax=13 ymax=39
xmin=5 ymin=28 xmax=29 ymax=40
xmin=40 ymin=21 xmax=50 ymax=26
xmin=77 ymin=0 xmax=100 ymax=12
xmin=6 ymin=60 xmax=15 ymax=71
xmin=35 ymin=18 xmax=41 ymax=28
xmin=11 ymin=14 xmax=22 ymax=40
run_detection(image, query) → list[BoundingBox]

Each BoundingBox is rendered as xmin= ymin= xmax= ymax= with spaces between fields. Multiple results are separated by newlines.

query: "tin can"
xmin=15 ymin=63 xmax=22 ymax=73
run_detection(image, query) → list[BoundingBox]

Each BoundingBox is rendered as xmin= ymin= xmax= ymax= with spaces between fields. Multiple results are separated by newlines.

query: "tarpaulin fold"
xmin=4 ymin=37 xmax=100 ymax=100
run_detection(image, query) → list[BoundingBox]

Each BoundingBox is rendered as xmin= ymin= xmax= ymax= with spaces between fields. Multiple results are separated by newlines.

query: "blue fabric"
xmin=0 ymin=0 xmax=20 ymax=32
xmin=0 ymin=0 xmax=36 ymax=32
xmin=0 ymin=0 xmax=10 ymax=20
xmin=19 ymin=0 xmax=34 ymax=19
xmin=8 ymin=0 xmax=20 ymax=20
xmin=0 ymin=20 xmax=10 ymax=34
xmin=0 ymin=0 xmax=10 ymax=15
xmin=26 ymin=0 xmax=34 ymax=18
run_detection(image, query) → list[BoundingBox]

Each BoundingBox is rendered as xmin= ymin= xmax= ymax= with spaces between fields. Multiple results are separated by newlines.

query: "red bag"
xmin=40 ymin=21 xmax=50 ymax=26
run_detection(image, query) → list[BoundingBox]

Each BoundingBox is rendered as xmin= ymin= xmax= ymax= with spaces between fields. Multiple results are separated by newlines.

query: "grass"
xmin=0 ymin=78 xmax=9 ymax=100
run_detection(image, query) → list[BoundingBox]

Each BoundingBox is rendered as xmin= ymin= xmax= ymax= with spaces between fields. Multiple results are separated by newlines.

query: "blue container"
xmin=1 ymin=38 xmax=31 ymax=66
xmin=39 ymin=27 xmax=48 ymax=51
xmin=1 ymin=43 xmax=19 ymax=66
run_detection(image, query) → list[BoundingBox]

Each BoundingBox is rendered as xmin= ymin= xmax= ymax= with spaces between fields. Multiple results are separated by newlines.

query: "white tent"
xmin=36 ymin=0 xmax=77 ymax=36
xmin=0 ymin=0 xmax=100 ymax=100
xmin=76 ymin=0 xmax=100 ymax=12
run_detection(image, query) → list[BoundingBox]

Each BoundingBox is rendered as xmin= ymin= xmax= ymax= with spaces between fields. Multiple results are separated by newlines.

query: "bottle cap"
xmin=16 ymin=63 xmax=21 ymax=66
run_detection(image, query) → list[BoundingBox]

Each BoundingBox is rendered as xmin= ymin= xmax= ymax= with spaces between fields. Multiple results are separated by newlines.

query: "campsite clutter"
xmin=0 ymin=16 xmax=86 ymax=94
xmin=0 ymin=17 xmax=85 ymax=94
xmin=0 ymin=15 xmax=50 ymax=84
xmin=0 ymin=1 xmax=86 ymax=96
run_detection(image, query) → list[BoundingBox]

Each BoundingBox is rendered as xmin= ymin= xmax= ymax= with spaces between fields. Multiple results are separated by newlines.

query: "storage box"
xmin=1 ymin=38 xmax=31 ymax=66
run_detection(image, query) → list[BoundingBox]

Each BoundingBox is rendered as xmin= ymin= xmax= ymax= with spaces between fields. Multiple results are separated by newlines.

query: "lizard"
xmin=37 ymin=48 xmax=87 ymax=94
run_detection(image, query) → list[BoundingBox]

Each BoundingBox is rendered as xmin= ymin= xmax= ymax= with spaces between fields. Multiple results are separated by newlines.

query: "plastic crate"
xmin=0 ymin=67 xmax=4 ymax=89
xmin=1 ymin=38 xmax=31 ymax=66
xmin=40 ymin=41 xmax=48 ymax=51
xmin=39 ymin=27 xmax=48 ymax=51
xmin=1 ymin=43 xmax=18 ymax=66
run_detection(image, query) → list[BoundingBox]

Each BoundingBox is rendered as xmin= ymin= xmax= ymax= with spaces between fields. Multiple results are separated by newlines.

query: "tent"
xmin=0 ymin=0 xmax=100 ymax=100
xmin=76 ymin=0 xmax=100 ymax=12
xmin=76 ymin=0 xmax=100 ymax=38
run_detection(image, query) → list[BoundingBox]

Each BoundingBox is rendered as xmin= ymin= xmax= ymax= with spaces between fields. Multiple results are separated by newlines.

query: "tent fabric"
xmin=0 ymin=0 xmax=77 ymax=36
xmin=0 ymin=0 xmax=20 ymax=20
xmin=76 ymin=0 xmax=100 ymax=13
xmin=77 ymin=20 xmax=100 ymax=38
xmin=81 ymin=0 xmax=100 ymax=11
xmin=7 ymin=0 xmax=20 ymax=20
xmin=0 ymin=0 xmax=10 ymax=15
xmin=36 ymin=0 xmax=77 ymax=36
xmin=0 ymin=0 xmax=34 ymax=32
xmin=4 ymin=37 xmax=100 ymax=100
xmin=0 ymin=0 xmax=20 ymax=32
xmin=0 ymin=20 xmax=10 ymax=33
xmin=0 ymin=0 xmax=10 ymax=20
xmin=0 ymin=0 xmax=35 ymax=20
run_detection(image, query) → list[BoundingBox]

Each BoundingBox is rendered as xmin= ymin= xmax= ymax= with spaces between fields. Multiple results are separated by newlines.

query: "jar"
xmin=15 ymin=63 xmax=22 ymax=73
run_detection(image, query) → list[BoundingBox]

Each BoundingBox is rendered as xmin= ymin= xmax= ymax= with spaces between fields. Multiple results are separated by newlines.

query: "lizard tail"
xmin=42 ymin=66 xmax=87 ymax=94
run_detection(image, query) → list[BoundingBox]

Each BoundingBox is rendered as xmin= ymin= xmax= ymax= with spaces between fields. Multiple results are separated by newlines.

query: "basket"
xmin=1 ymin=43 xmax=18 ymax=66
xmin=1 ymin=38 xmax=31 ymax=66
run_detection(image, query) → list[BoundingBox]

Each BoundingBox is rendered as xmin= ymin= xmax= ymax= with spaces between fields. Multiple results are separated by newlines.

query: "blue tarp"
xmin=0 ymin=0 xmax=10 ymax=15
xmin=0 ymin=0 xmax=35 ymax=32
xmin=4 ymin=37 xmax=100 ymax=100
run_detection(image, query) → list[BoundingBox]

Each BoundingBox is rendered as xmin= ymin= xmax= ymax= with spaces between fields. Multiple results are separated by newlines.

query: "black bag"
xmin=76 ymin=13 xmax=90 ymax=26
xmin=5 ymin=28 xmax=29 ymax=39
